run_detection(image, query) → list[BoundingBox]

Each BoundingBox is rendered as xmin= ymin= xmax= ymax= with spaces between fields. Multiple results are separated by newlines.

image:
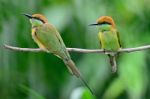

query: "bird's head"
xmin=90 ymin=16 xmax=116 ymax=31
xmin=23 ymin=13 xmax=48 ymax=27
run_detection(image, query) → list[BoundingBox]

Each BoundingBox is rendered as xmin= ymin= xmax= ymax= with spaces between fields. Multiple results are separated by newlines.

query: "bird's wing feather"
xmin=98 ymin=31 xmax=104 ymax=49
xmin=35 ymin=24 xmax=70 ymax=59
xmin=34 ymin=24 xmax=94 ymax=94
xmin=116 ymin=31 xmax=122 ymax=48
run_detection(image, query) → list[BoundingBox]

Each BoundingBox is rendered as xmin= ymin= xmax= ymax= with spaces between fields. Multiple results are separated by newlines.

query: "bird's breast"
xmin=99 ymin=31 xmax=120 ymax=51
xmin=32 ymin=28 xmax=36 ymax=37
xmin=31 ymin=28 xmax=47 ymax=51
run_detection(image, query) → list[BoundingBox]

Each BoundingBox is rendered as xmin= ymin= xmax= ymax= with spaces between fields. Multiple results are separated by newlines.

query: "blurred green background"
xmin=0 ymin=0 xmax=150 ymax=99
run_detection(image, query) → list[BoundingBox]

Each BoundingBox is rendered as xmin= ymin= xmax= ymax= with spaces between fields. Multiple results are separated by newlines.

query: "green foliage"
xmin=0 ymin=0 xmax=150 ymax=99
xmin=20 ymin=85 xmax=45 ymax=99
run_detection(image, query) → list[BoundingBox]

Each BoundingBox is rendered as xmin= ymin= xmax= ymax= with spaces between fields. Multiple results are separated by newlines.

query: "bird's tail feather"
xmin=63 ymin=59 xmax=94 ymax=95
xmin=108 ymin=55 xmax=117 ymax=73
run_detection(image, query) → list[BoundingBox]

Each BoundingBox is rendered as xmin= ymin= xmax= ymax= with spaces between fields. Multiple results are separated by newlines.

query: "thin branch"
xmin=4 ymin=44 xmax=104 ymax=53
xmin=3 ymin=44 xmax=150 ymax=54
xmin=4 ymin=44 xmax=44 ymax=52
xmin=67 ymin=48 xmax=104 ymax=53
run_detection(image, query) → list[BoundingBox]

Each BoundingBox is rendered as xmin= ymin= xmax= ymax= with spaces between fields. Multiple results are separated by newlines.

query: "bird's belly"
xmin=100 ymin=32 xmax=120 ymax=51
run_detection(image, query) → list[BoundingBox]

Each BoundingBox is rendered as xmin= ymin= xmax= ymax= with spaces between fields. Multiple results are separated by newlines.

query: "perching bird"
xmin=90 ymin=16 xmax=121 ymax=73
xmin=23 ymin=13 xmax=94 ymax=94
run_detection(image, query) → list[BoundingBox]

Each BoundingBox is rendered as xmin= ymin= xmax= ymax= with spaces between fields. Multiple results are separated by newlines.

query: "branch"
xmin=4 ymin=44 xmax=44 ymax=52
xmin=3 ymin=44 xmax=150 ymax=54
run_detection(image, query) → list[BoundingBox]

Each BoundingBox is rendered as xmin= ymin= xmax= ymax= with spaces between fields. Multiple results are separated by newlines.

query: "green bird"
xmin=90 ymin=16 xmax=121 ymax=73
xmin=23 ymin=13 xmax=94 ymax=94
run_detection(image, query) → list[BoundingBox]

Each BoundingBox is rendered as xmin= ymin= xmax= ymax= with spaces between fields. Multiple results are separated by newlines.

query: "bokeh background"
xmin=0 ymin=0 xmax=150 ymax=99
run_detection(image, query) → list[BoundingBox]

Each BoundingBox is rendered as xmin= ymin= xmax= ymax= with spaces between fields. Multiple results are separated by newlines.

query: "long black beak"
xmin=89 ymin=23 xmax=99 ymax=26
xmin=22 ymin=13 xmax=33 ymax=19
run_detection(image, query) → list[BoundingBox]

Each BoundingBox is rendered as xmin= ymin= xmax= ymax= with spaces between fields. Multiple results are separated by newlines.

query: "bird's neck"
xmin=98 ymin=24 xmax=112 ymax=32
xmin=30 ymin=19 xmax=44 ymax=28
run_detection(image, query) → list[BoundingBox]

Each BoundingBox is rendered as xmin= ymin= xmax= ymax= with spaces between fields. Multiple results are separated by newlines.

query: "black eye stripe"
xmin=33 ymin=17 xmax=45 ymax=23
xmin=89 ymin=21 xmax=112 ymax=26
xmin=98 ymin=22 xmax=111 ymax=25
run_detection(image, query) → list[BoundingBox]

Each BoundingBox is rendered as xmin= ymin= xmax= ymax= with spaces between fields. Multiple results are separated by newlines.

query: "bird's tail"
xmin=108 ymin=55 xmax=117 ymax=73
xmin=63 ymin=59 xmax=94 ymax=95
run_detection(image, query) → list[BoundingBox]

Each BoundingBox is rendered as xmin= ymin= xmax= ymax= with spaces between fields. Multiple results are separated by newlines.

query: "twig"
xmin=3 ymin=44 xmax=150 ymax=54
xmin=4 ymin=44 xmax=103 ymax=53
xmin=4 ymin=44 xmax=44 ymax=52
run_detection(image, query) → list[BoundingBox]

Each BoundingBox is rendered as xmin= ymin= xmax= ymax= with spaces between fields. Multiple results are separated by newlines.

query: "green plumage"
xmin=98 ymin=24 xmax=121 ymax=73
xmin=32 ymin=22 xmax=94 ymax=94
xmin=24 ymin=13 xmax=94 ymax=94
xmin=98 ymin=30 xmax=120 ymax=51
xmin=35 ymin=24 xmax=70 ymax=60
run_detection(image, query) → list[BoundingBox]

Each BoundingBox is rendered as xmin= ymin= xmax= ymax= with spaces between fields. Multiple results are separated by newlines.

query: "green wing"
xmin=35 ymin=23 xmax=70 ymax=60
xmin=116 ymin=31 xmax=122 ymax=48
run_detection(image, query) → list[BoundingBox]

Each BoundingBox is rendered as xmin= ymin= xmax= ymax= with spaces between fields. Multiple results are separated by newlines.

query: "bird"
xmin=90 ymin=16 xmax=121 ymax=73
xmin=23 ymin=13 xmax=94 ymax=94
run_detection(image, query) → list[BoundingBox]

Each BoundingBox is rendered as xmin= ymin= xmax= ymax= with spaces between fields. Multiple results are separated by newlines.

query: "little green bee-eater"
xmin=23 ymin=13 xmax=93 ymax=94
xmin=90 ymin=16 xmax=121 ymax=73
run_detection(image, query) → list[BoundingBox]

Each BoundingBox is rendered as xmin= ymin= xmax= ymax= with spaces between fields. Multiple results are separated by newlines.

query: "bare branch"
xmin=4 ymin=44 xmax=150 ymax=54
xmin=67 ymin=48 xmax=104 ymax=53
xmin=119 ymin=45 xmax=150 ymax=52
xmin=4 ymin=44 xmax=44 ymax=52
